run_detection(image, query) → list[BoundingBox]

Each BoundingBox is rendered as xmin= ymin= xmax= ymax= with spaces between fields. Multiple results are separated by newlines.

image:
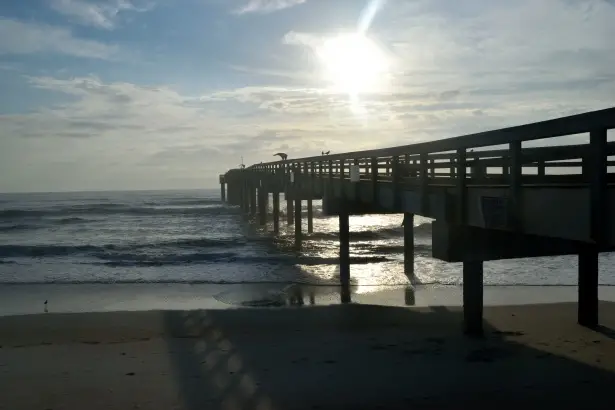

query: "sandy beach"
xmin=1 ymin=301 xmax=614 ymax=409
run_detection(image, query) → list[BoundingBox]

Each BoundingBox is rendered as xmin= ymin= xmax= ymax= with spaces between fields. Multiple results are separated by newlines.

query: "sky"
xmin=0 ymin=0 xmax=613 ymax=192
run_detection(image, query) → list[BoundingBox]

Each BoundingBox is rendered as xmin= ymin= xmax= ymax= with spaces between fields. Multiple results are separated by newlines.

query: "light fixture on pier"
xmin=350 ymin=165 xmax=360 ymax=182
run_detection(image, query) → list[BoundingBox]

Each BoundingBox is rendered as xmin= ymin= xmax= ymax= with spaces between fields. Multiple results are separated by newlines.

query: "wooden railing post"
xmin=353 ymin=158 xmax=360 ymax=201
xmin=340 ymin=159 xmax=345 ymax=199
xmin=392 ymin=155 xmax=401 ymax=209
xmin=420 ymin=153 xmax=429 ymax=213
xmin=371 ymin=157 xmax=378 ymax=204
xmin=307 ymin=162 xmax=314 ymax=234
xmin=537 ymin=160 xmax=545 ymax=177
xmin=456 ymin=149 xmax=467 ymax=225
xmin=589 ymin=128 xmax=608 ymax=247
xmin=509 ymin=141 xmax=522 ymax=231
xmin=319 ymin=160 xmax=324 ymax=195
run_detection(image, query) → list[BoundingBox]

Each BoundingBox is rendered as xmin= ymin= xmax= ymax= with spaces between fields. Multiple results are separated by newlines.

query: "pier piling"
xmin=339 ymin=207 xmax=351 ymax=304
xmin=463 ymin=260 xmax=484 ymax=336
xmin=258 ymin=188 xmax=266 ymax=225
xmin=242 ymin=184 xmax=249 ymax=213
xmin=403 ymin=213 xmax=414 ymax=278
xmin=307 ymin=199 xmax=313 ymax=234
xmin=578 ymin=246 xmax=599 ymax=327
xmin=249 ymin=186 xmax=256 ymax=217
xmin=287 ymin=199 xmax=294 ymax=225
xmin=294 ymin=199 xmax=302 ymax=248
xmin=273 ymin=192 xmax=280 ymax=234
xmin=219 ymin=175 xmax=226 ymax=202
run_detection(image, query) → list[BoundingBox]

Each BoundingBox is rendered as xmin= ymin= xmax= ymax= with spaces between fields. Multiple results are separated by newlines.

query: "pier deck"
xmin=221 ymin=107 xmax=615 ymax=335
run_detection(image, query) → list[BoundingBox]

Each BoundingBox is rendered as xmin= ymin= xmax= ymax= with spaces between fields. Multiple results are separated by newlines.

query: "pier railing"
xmin=243 ymin=107 xmax=615 ymax=187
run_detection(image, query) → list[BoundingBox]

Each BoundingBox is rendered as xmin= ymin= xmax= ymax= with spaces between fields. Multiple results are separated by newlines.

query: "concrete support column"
xmin=286 ymin=198 xmax=294 ymax=225
xmin=249 ymin=186 xmax=257 ymax=216
xmin=578 ymin=246 xmax=599 ymax=327
xmin=227 ymin=183 xmax=234 ymax=205
xmin=242 ymin=184 xmax=249 ymax=213
xmin=258 ymin=188 xmax=267 ymax=225
xmin=463 ymin=260 xmax=484 ymax=336
xmin=294 ymin=199 xmax=302 ymax=249
xmin=339 ymin=207 xmax=351 ymax=304
xmin=404 ymin=286 xmax=415 ymax=306
xmin=272 ymin=192 xmax=280 ymax=234
xmin=307 ymin=199 xmax=313 ymax=234
xmin=403 ymin=213 xmax=414 ymax=278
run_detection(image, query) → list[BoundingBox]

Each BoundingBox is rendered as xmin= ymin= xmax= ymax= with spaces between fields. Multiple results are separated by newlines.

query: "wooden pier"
xmin=220 ymin=107 xmax=615 ymax=335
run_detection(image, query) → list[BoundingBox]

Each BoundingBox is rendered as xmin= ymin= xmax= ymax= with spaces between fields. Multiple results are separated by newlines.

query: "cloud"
xmin=0 ymin=75 xmax=249 ymax=191
xmin=0 ymin=18 xmax=117 ymax=59
xmin=229 ymin=64 xmax=314 ymax=82
xmin=2 ymin=0 xmax=615 ymax=192
xmin=48 ymin=0 xmax=154 ymax=29
xmin=233 ymin=0 xmax=307 ymax=14
xmin=282 ymin=30 xmax=323 ymax=48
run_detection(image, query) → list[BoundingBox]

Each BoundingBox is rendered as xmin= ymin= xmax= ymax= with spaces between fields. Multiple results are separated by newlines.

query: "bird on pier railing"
xmin=274 ymin=152 xmax=288 ymax=161
xmin=321 ymin=150 xmax=330 ymax=155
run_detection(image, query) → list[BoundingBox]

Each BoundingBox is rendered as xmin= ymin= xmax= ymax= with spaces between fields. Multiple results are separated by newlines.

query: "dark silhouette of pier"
xmin=220 ymin=107 xmax=615 ymax=335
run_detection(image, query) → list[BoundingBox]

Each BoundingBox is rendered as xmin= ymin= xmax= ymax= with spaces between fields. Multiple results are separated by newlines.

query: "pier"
xmin=220 ymin=107 xmax=615 ymax=335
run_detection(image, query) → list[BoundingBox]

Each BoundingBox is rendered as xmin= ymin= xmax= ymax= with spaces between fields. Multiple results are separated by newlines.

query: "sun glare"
xmin=317 ymin=33 xmax=389 ymax=95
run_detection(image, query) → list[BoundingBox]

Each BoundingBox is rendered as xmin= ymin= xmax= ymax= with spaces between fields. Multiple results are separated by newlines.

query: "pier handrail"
xmin=245 ymin=106 xmax=615 ymax=170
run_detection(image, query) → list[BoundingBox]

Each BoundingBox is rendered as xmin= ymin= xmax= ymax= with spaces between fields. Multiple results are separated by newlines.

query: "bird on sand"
xmin=274 ymin=153 xmax=288 ymax=161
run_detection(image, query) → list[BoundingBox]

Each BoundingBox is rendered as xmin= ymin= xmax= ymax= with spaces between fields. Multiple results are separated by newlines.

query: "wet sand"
xmin=1 ymin=302 xmax=614 ymax=409
xmin=2 ymin=282 xmax=615 ymax=316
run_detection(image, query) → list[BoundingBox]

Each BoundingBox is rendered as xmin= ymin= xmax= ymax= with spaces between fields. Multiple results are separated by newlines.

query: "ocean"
xmin=1 ymin=189 xmax=614 ymax=291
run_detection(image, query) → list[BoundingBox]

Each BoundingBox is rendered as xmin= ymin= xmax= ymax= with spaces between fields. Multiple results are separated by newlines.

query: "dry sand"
xmin=1 ymin=302 xmax=614 ymax=409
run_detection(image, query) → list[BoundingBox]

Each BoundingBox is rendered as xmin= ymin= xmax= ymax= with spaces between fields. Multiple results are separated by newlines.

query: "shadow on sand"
xmin=162 ymin=298 xmax=615 ymax=410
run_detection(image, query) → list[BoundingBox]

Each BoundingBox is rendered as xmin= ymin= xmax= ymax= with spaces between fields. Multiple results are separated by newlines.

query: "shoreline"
xmin=2 ymin=282 xmax=615 ymax=317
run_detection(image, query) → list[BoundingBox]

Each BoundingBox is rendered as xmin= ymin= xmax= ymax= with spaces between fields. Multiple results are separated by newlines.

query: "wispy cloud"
xmin=229 ymin=64 xmax=314 ymax=82
xmin=48 ymin=0 xmax=153 ymax=29
xmin=233 ymin=0 xmax=306 ymax=15
xmin=0 ymin=17 xmax=117 ymax=59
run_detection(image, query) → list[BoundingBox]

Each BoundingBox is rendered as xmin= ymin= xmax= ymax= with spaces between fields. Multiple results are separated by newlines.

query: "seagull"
xmin=321 ymin=150 xmax=330 ymax=155
xmin=274 ymin=153 xmax=288 ymax=161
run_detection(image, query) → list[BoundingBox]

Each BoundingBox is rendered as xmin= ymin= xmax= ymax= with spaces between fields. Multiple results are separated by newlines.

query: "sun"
xmin=316 ymin=33 xmax=389 ymax=95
